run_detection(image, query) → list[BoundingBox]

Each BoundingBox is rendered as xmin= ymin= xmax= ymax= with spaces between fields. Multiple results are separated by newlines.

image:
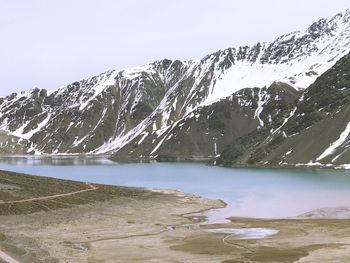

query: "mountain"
xmin=0 ymin=9 xmax=350 ymax=168
xmin=111 ymin=81 xmax=301 ymax=161
xmin=218 ymin=51 xmax=350 ymax=169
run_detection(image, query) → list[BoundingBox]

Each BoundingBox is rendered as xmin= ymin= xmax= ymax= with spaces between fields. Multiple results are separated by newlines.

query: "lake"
xmin=1 ymin=156 xmax=350 ymax=223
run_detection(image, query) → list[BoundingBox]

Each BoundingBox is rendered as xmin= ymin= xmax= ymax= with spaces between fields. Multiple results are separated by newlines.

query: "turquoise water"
xmin=1 ymin=156 xmax=350 ymax=221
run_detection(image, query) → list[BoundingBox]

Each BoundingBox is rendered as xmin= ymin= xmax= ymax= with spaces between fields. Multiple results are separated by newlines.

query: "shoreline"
xmin=1 ymin=170 xmax=350 ymax=262
xmin=0 ymin=170 xmax=226 ymax=262
xmin=215 ymin=162 xmax=350 ymax=171
xmin=1 ymin=154 xmax=349 ymax=171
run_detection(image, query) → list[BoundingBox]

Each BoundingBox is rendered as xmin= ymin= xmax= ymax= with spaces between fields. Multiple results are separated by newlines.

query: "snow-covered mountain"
xmin=218 ymin=51 xmax=350 ymax=169
xmin=0 ymin=9 xmax=350 ymax=168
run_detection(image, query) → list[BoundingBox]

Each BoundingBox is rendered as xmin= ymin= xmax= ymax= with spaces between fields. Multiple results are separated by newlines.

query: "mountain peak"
xmin=1 ymin=8 xmax=350 ymax=158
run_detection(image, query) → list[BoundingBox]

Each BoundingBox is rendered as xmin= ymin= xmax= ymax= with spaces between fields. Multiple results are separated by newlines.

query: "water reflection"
xmin=0 ymin=155 xmax=115 ymax=166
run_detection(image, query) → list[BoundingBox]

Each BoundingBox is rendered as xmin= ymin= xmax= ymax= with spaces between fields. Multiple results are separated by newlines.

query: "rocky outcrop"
xmin=0 ymin=131 xmax=28 ymax=155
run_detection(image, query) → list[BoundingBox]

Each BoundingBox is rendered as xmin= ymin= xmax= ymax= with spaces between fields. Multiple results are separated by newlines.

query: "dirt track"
xmin=0 ymin=183 xmax=97 ymax=204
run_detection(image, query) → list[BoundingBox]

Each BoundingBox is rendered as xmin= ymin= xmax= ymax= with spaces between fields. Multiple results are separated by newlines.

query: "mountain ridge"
xmin=0 ymin=8 xmax=350 ymax=169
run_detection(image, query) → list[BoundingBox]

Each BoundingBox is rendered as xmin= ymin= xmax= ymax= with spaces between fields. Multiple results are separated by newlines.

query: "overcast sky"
xmin=1 ymin=0 xmax=349 ymax=96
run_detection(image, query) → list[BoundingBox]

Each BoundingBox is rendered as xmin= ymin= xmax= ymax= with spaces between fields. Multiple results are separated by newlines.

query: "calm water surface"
xmin=1 ymin=156 xmax=350 ymax=222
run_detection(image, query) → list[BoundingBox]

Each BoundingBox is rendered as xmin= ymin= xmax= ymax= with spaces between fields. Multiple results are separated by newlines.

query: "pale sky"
xmin=1 ymin=0 xmax=349 ymax=96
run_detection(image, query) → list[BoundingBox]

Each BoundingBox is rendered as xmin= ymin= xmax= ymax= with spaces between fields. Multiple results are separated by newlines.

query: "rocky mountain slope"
xmin=218 ymin=51 xmax=350 ymax=169
xmin=0 ymin=9 xmax=350 ymax=168
xmin=111 ymin=82 xmax=301 ymax=161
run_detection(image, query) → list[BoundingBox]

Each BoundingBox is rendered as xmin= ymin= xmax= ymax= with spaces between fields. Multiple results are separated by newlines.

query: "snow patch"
xmin=206 ymin=228 xmax=279 ymax=240
xmin=316 ymin=121 xmax=350 ymax=161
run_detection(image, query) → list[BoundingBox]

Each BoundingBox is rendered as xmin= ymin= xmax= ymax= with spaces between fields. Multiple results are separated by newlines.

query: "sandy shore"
xmin=2 ymin=170 xmax=350 ymax=262
xmin=3 ymin=194 xmax=350 ymax=263
xmin=0 ymin=175 xmax=225 ymax=262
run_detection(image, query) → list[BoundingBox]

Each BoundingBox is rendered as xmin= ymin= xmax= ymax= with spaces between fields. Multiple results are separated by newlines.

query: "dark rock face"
xmin=0 ymin=131 xmax=28 ymax=155
xmin=0 ymin=9 xmax=349 ymax=169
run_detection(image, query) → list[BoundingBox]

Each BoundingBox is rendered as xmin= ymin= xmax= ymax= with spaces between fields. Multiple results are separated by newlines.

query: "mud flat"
xmin=1 ymin=170 xmax=350 ymax=262
xmin=177 ymin=216 xmax=350 ymax=263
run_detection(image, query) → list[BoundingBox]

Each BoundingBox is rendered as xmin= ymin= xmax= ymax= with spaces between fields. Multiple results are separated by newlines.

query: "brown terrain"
xmin=1 ymin=170 xmax=350 ymax=262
